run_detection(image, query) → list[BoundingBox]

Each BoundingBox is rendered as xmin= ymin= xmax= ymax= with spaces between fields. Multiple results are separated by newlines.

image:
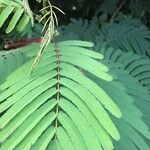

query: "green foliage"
xmin=0 ymin=40 xmax=150 ymax=149
xmin=56 ymin=17 xmax=100 ymax=42
xmin=0 ymin=41 xmax=123 ymax=149
xmin=96 ymin=19 xmax=150 ymax=56
xmin=98 ymin=46 xmax=150 ymax=91
xmin=19 ymin=23 xmax=43 ymax=38
xmin=0 ymin=0 xmax=150 ymax=150
xmin=95 ymin=44 xmax=150 ymax=148
xmin=57 ymin=17 xmax=150 ymax=56
xmin=8 ymin=23 xmax=43 ymax=40
xmin=0 ymin=0 xmax=31 ymax=33
xmin=54 ymin=16 xmax=150 ymax=149
xmin=0 ymin=49 xmax=26 ymax=83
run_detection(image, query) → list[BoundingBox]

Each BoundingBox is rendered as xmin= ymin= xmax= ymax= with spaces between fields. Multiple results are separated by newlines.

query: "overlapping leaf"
xmin=56 ymin=18 xmax=99 ymax=42
xmin=95 ymin=44 xmax=150 ymax=149
xmin=0 ymin=41 xmax=122 ymax=150
xmin=96 ymin=19 xmax=150 ymax=56
xmin=0 ymin=49 xmax=26 ymax=84
xmin=95 ymin=45 xmax=150 ymax=92
xmin=0 ymin=0 xmax=31 ymax=33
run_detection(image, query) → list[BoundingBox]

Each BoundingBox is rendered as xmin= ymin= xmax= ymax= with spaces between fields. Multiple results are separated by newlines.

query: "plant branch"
xmin=109 ymin=0 xmax=127 ymax=24
xmin=23 ymin=0 xmax=34 ymax=26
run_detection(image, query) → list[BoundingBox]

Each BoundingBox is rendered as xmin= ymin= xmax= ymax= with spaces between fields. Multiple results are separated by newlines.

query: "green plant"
xmin=0 ymin=49 xmax=26 ymax=83
xmin=0 ymin=0 xmax=150 ymax=150
xmin=0 ymin=41 xmax=120 ymax=149
xmin=0 ymin=0 xmax=32 ymax=33
xmin=96 ymin=19 xmax=150 ymax=56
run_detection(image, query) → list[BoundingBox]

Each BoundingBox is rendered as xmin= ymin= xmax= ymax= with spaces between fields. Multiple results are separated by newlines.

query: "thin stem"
xmin=52 ymin=6 xmax=65 ymax=15
xmin=42 ymin=0 xmax=47 ymax=22
xmin=54 ymin=45 xmax=60 ymax=139
xmin=39 ymin=11 xmax=50 ymax=22
xmin=23 ymin=0 xmax=34 ymax=26
xmin=42 ymin=16 xmax=50 ymax=32
xmin=52 ymin=11 xmax=58 ymax=26
xmin=109 ymin=0 xmax=127 ymax=24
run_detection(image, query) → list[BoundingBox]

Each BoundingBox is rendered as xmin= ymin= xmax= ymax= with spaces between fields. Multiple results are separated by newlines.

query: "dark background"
xmin=1 ymin=0 xmax=150 ymax=48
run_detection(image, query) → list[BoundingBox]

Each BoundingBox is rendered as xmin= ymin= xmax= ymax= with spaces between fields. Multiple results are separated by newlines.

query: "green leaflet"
xmin=56 ymin=127 xmax=76 ymax=150
xmin=1 ymin=40 xmax=149 ymax=150
xmin=0 ymin=0 xmax=21 ymax=7
xmin=0 ymin=0 xmax=31 ymax=33
xmin=60 ymin=87 xmax=114 ymax=150
xmin=110 ymin=49 xmax=122 ymax=62
xmin=114 ymin=131 xmax=138 ymax=150
xmin=0 ymin=50 xmax=26 ymax=84
xmin=1 ymin=110 xmax=56 ymax=150
xmin=0 ymin=89 xmax=57 ymax=142
xmin=0 ymin=79 xmax=57 ymax=128
xmin=0 ymin=71 xmax=57 ymax=112
xmin=104 ymin=47 xmax=114 ymax=60
xmin=58 ymin=112 xmax=87 ymax=150
xmin=0 ymin=59 xmax=34 ymax=89
xmin=17 ymin=13 xmax=30 ymax=32
xmin=19 ymin=43 xmax=41 ymax=57
xmin=59 ymin=99 xmax=102 ymax=150
xmin=6 ymin=8 xmax=24 ymax=33
xmin=97 ymin=43 xmax=150 ymax=92
xmin=131 ymin=64 xmax=150 ymax=76
xmin=31 ymin=127 xmax=56 ymax=150
xmin=59 ymin=45 xmax=104 ymax=59
xmin=126 ymin=58 xmax=150 ymax=73
xmin=98 ymin=19 xmax=150 ymax=56
xmin=140 ymin=78 xmax=150 ymax=84
xmin=116 ymin=51 xmax=134 ymax=64
xmin=114 ymin=118 xmax=150 ymax=150
xmin=121 ymin=53 xmax=140 ymax=67
xmin=47 ymin=140 xmax=63 ymax=150
xmin=60 ymin=55 xmax=112 ymax=81
xmin=0 ymin=5 xmax=13 ymax=28
xmin=97 ymin=44 xmax=150 ymax=149
xmin=60 ymin=50 xmax=107 ymax=71
xmin=95 ymin=76 xmax=150 ymax=139
xmin=60 ymin=77 xmax=120 ymax=140
xmin=14 ymin=113 xmax=56 ymax=150
xmin=0 ymin=41 xmax=118 ymax=150
xmin=60 ymin=62 xmax=121 ymax=118
xmin=57 ymin=40 xmax=94 ymax=47
xmin=0 ymin=68 xmax=57 ymax=102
